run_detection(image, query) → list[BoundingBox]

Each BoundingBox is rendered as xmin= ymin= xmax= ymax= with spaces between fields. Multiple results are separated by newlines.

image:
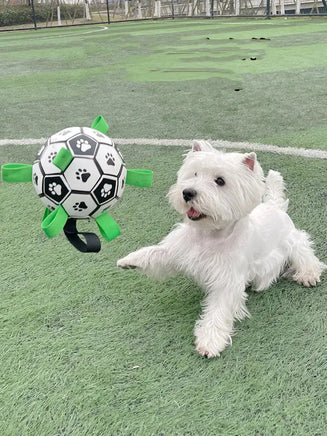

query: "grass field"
xmin=0 ymin=18 xmax=327 ymax=436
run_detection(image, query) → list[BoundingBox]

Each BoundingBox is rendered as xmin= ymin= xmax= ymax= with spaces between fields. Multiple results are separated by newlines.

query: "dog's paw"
xmin=195 ymin=345 xmax=220 ymax=359
xmin=292 ymin=257 xmax=326 ymax=287
xmin=194 ymin=326 xmax=231 ymax=359
xmin=296 ymin=272 xmax=321 ymax=287
xmin=294 ymin=262 xmax=326 ymax=287
xmin=117 ymin=253 xmax=141 ymax=270
xmin=117 ymin=260 xmax=138 ymax=270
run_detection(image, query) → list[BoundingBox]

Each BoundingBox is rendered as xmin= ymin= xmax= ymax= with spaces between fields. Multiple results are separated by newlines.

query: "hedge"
xmin=0 ymin=4 xmax=85 ymax=27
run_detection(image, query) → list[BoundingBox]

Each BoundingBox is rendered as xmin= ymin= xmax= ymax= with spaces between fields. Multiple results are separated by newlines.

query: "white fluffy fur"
xmin=118 ymin=141 xmax=326 ymax=358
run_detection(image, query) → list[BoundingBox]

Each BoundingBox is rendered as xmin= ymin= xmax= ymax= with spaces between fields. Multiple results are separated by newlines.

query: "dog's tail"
xmin=263 ymin=170 xmax=289 ymax=212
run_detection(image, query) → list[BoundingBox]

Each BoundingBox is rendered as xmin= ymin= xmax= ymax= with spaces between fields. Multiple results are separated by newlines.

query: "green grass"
xmin=1 ymin=18 xmax=327 ymax=436
xmin=1 ymin=143 xmax=327 ymax=435
xmin=1 ymin=18 xmax=327 ymax=148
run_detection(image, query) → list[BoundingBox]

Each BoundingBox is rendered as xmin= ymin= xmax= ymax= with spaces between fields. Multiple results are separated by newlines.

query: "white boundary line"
xmin=38 ymin=26 xmax=108 ymax=40
xmin=0 ymin=137 xmax=327 ymax=159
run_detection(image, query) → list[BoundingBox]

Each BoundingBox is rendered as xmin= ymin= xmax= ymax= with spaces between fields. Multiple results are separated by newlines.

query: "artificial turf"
xmin=0 ymin=143 xmax=326 ymax=435
xmin=1 ymin=18 xmax=327 ymax=436
xmin=1 ymin=18 xmax=327 ymax=148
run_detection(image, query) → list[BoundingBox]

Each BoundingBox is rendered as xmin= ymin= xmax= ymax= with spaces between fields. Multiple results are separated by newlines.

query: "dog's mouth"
xmin=186 ymin=207 xmax=206 ymax=221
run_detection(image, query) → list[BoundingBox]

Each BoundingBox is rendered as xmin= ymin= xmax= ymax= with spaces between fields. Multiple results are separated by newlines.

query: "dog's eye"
xmin=215 ymin=177 xmax=225 ymax=186
xmin=194 ymin=172 xmax=197 ymax=176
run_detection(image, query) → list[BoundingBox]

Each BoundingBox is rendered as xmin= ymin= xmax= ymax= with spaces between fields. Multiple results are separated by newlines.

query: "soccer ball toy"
xmin=1 ymin=116 xmax=153 ymax=252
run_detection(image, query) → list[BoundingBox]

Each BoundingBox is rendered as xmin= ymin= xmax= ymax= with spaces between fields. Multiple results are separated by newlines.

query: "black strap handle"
xmin=64 ymin=218 xmax=101 ymax=253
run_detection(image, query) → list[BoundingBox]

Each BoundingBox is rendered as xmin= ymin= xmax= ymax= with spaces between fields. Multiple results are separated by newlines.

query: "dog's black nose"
xmin=183 ymin=188 xmax=197 ymax=202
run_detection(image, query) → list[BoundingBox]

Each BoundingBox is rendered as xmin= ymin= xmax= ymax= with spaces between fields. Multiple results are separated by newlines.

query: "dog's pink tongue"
xmin=187 ymin=207 xmax=201 ymax=218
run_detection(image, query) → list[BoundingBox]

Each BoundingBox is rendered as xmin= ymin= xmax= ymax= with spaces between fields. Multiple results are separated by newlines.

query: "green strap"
xmin=91 ymin=116 xmax=109 ymax=134
xmin=52 ymin=148 xmax=73 ymax=171
xmin=126 ymin=169 xmax=153 ymax=187
xmin=41 ymin=205 xmax=68 ymax=238
xmin=43 ymin=208 xmax=52 ymax=221
xmin=1 ymin=163 xmax=33 ymax=183
xmin=95 ymin=212 xmax=121 ymax=242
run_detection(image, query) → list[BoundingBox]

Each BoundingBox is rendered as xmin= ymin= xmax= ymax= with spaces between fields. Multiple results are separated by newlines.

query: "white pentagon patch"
xmin=83 ymin=127 xmax=114 ymax=145
xmin=32 ymin=161 xmax=44 ymax=195
xmin=62 ymin=193 xmax=98 ymax=219
xmin=64 ymin=158 xmax=101 ymax=192
xmin=39 ymin=142 xmax=68 ymax=175
xmin=95 ymin=143 xmax=124 ymax=177
xmin=50 ymin=127 xmax=82 ymax=143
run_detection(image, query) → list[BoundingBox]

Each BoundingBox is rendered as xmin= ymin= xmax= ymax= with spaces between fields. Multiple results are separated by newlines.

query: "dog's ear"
xmin=192 ymin=140 xmax=214 ymax=152
xmin=242 ymin=152 xmax=256 ymax=171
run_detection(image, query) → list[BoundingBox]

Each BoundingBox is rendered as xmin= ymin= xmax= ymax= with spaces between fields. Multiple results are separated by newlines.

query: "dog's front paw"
xmin=295 ymin=272 xmax=321 ymax=287
xmin=194 ymin=325 xmax=232 ymax=358
xmin=293 ymin=261 xmax=326 ymax=287
xmin=117 ymin=253 xmax=142 ymax=270
xmin=195 ymin=344 xmax=220 ymax=359
xmin=117 ymin=260 xmax=137 ymax=270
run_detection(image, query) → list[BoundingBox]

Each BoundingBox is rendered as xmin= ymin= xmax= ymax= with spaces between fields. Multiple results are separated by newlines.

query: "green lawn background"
xmin=0 ymin=18 xmax=327 ymax=436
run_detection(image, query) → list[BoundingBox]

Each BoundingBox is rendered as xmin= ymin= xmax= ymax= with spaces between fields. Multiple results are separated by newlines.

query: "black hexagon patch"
xmin=44 ymin=175 xmax=70 ymax=204
xmin=92 ymin=177 xmax=117 ymax=205
xmin=67 ymin=134 xmax=98 ymax=157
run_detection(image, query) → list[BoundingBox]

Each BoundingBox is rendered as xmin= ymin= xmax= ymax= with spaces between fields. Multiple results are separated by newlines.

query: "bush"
xmin=0 ymin=5 xmax=32 ymax=26
xmin=0 ymin=4 xmax=85 ymax=27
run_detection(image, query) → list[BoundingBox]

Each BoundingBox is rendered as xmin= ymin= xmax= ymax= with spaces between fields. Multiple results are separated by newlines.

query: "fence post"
xmin=30 ymin=0 xmax=37 ymax=30
xmin=85 ymin=1 xmax=91 ymax=20
xmin=57 ymin=5 xmax=61 ymax=25
xmin=211 ymin=0 xmax=214 ymax=17
xmin=235 ymin=0 xmax=240 ymax=15
xmin=137 ymin=0 xmax=142 ymax=18
xmin=188 ymin=1 xmax=192 ymax=16
xmin=171 ymin=0 xmax=175 ymax=18
xmin=205 ymin=0 xmax=210 ymax=16
xmin=280 ymin=0 xmax=285 ymax=14
xmin=295 ymin=0 xmax=301 ymax=14
xmin=266 ymin=0 xmax=271 ymax=19
xmin=106 ymin=0 xmax=111 ymax=24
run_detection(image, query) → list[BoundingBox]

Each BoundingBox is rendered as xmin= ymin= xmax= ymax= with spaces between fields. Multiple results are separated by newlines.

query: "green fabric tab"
xmin=52 ymin=148 xmax=73 ymax=171
xmin=43 ymin=208 xmax=52 ymax=221
xmin=1 ymin=164 xmax=33 ymax=183
xmin=126 ymin=169 xmax=153 ymax=187
xmin=91 ymin=116 xmax=109 ymax=134
xmin=95 ymin=212 xmax=121 ymax=242
xmin=41 ymin=205 xmax=68 ymax=238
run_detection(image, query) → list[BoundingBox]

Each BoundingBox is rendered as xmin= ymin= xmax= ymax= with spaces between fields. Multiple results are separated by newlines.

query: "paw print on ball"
xmin=73 ymin=201 xmax=88 ymax=212
xmin=68 ymin=134 xmax=97 ymax=157
xmin=44 ymin=176 xmax=70 ymax=204
xmin=105 ymin=153 xmax=115 ymax=166
xmin=49 ymin=182 xmax=62 ymax=196
xmin=95 ymin=144 xmax=124 ymax=177
xmin=76 ymin=168 xmax=91 ymax=183
xmin=101 ymin=183 xmax=112 ymax=198
xmin=64 ymin=158 xmax=100 ymax=191
xmin=92 ymin=177 xmax=117 ymax=205
xmin=33 ymin=173 xmax=39 ymax=186
xmin=76 ymin=139 xmax=91 ymax=153
xmin=61 ymin=193 xmax=97 ymax=218
xmin=48 ymin=151 xmax=57 ymax=163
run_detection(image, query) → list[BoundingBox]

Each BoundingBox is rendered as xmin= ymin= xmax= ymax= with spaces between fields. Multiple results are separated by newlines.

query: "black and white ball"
xmin=32 ymin=127 xmax=127 ymax=218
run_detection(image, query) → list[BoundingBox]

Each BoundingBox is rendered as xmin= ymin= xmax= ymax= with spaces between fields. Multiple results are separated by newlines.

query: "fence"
xmin=1 ymin=0 xmax=326 ymax=31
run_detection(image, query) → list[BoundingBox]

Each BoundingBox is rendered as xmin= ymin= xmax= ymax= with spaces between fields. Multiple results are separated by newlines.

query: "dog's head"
xmin=168 ymin=141 xmax=265 ymax=231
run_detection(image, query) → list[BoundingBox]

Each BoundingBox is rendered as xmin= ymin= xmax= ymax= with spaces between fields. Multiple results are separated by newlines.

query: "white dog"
xmin=118 ymin=141 xmax=326 ymax=358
